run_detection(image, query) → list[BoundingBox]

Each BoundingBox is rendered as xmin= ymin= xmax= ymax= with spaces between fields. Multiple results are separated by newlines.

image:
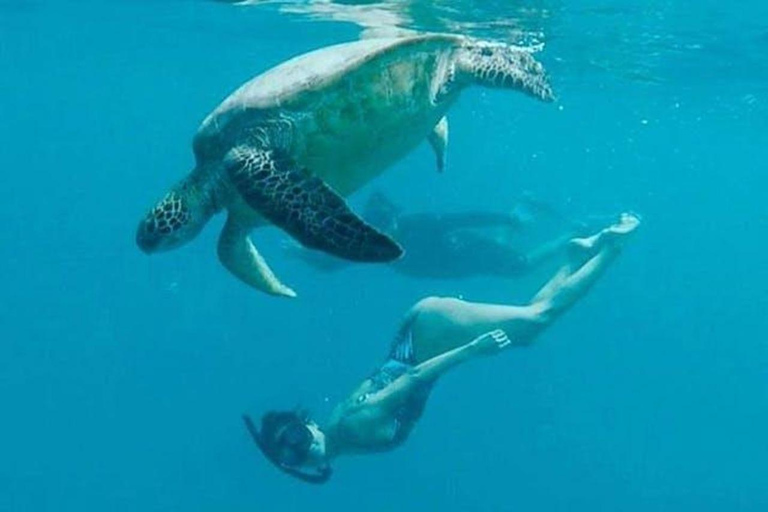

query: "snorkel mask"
xmin=243 ymin=414 xmax=332 ymax=484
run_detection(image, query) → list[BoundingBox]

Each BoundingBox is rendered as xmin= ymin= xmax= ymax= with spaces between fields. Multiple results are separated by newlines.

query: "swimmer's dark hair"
xmin=242 ymin=411 xmax=332 ymax=484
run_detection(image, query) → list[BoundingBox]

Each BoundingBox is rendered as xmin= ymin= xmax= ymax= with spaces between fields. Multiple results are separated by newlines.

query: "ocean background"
xmin=1 ymin=1 xmax=766 ymax=510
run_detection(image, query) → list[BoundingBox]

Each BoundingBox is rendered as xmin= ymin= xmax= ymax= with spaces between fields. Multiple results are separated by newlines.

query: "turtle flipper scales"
xmin=225 ymin=146 xmax=403 ymax=262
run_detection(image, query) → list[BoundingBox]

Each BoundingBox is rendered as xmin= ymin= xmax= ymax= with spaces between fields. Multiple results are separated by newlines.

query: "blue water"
xmin=1 ymin=1 xmax=766 ymax=510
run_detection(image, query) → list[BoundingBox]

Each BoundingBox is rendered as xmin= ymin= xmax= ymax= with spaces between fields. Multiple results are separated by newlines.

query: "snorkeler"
xmin=244 ymin=213 xmax=641 ymax=483
xmin=285 ymin=191 xmax=583 ymax=279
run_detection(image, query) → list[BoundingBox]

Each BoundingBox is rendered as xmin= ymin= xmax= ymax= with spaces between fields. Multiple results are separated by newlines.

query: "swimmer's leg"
xmin=407 ymin=214 xmax=640 ymax=361
xmin=531 ymin=212 xmax=640 ymax=308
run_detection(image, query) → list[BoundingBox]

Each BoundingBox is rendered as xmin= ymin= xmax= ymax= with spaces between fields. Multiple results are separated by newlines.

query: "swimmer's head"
xmin=243 ymin=411 xmax=332 ymax=484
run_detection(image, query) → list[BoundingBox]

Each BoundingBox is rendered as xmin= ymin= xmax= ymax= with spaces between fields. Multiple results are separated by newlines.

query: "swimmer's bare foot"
xmin=608 ymin=212 xmax=641 ymax=235
xmin=569 ymin=213 xmax=641 ymax=257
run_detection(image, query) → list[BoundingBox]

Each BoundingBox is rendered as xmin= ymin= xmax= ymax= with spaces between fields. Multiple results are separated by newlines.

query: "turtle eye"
xmin=480 ymin=47 xmax=494 ymax=57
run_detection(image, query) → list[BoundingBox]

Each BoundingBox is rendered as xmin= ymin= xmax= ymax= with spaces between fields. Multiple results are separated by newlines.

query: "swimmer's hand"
xmin=471 ymin=329 xmax=512 ymax=356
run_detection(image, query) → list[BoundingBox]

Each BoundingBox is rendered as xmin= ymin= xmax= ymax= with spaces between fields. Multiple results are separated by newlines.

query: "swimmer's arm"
xmin=367 ymin=331 xmax=509 ymax=412
xmin=364 ymin=344 xmax=475 ymax=412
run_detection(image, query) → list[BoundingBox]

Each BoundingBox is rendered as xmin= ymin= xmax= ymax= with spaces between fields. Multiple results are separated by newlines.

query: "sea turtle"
xmin=136 ymin=34 xmax=553 ymax=297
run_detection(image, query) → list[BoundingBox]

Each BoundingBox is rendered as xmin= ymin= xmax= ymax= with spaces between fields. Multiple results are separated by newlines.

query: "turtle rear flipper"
xmin=217 ymin=214 xmax=297 ymax=297
xmin=225 ymin=146 xmax=403 ymax=262
xmin=428 ymin=116 xmax=448 ymax=173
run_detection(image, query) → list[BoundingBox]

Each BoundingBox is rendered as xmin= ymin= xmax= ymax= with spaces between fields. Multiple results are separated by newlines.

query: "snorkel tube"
xmin=242 ymin=414 xmax=333 ymax=484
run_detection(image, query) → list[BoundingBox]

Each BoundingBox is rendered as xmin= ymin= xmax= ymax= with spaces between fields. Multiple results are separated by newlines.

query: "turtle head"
xmin=136 ymin=176 xmax=217 ymax=253
xmin=456 ymin=40 xmax=554 ymax=102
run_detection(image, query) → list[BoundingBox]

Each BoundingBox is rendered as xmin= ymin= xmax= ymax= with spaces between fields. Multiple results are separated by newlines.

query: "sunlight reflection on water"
xmin=217 ymin=0 xmax=768 ymax=91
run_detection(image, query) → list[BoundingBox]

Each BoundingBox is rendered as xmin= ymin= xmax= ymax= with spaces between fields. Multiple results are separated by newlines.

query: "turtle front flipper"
xmin=218 ymin=214 xmax=297 ymax=297
xmin=225 ymin=146 xmax=403 ymax=262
